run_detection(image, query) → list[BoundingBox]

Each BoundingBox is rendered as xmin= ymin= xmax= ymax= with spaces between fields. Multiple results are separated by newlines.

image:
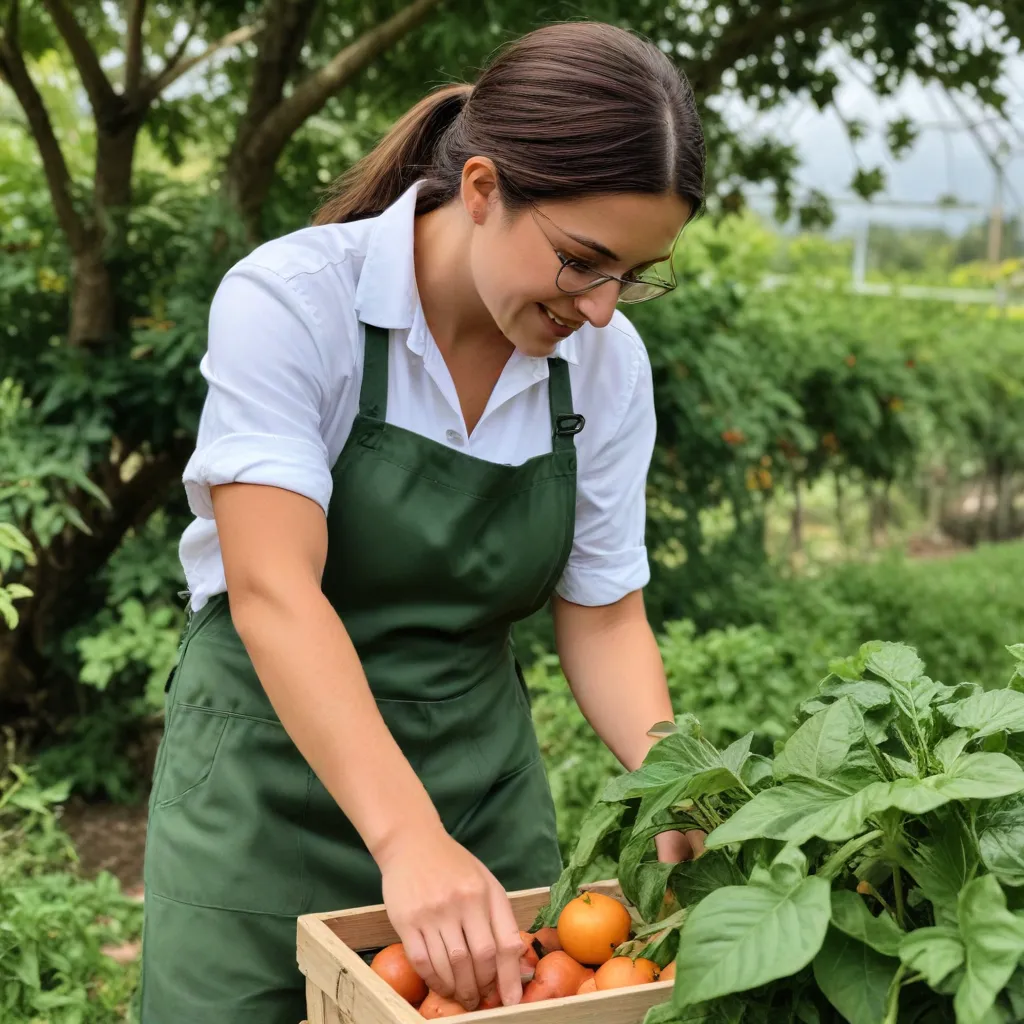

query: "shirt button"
xmin=445 ymin=429 xmax=464 ymax=446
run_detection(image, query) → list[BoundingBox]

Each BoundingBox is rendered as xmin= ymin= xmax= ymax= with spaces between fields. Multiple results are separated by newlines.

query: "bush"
xmin=0 ymin=752 xmax=141 ymax=1023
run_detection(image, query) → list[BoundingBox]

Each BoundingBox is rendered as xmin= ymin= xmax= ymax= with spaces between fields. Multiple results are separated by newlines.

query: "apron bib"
xmin=139 ymin=324 xmax=581 ymax=1022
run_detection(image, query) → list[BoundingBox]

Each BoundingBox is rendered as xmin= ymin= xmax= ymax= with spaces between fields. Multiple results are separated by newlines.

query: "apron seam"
xmin=145 ymin=886 xmax=302 ymax=920
xmin=170 ymin=702 xmax=283 ymax=727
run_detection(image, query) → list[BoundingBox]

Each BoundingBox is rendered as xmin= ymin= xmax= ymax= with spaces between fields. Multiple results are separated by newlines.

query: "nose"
xmin=574 ymin=280 xmax=620 ymax=328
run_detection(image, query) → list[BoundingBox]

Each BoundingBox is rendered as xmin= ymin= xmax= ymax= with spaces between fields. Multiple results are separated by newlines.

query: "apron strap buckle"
xmin=553 ymin=413 xmax=585 ymax=437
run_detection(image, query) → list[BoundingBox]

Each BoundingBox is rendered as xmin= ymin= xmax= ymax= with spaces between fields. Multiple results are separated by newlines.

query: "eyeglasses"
xmin=530 ymin=206 xmax=678 ymax=304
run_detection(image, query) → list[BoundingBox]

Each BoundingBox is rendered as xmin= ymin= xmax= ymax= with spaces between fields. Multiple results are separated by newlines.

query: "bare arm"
xmin=552 ymin=590 xmax=704 ymax=859
xmin=211 ymin=482 xmax=526 ymax=1008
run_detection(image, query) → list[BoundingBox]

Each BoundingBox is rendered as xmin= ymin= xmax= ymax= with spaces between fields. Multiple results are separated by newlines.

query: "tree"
xmin=0 ymin=0 xmax=1022 ymax=737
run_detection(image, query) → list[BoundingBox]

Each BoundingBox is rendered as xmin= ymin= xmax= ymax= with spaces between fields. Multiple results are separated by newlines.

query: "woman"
xmin=140 ymin=19 xmax=706 ymax=1024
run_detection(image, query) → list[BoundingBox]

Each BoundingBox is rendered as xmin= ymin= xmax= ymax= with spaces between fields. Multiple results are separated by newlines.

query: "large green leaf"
xmin=978 ymin=794 xmax=1024 ymax=887
xmin=829 ymin=890 xmax=904 ymax=956
xmin=773 ymin=697 xmax=864 ymax=783
xmin=899 ymin=927 xmax=965 ymax=989
xmin=954 ymin=875 xmax=1024 ymax=1024
xmin=813 ymin=926 xmax=899 ymax=1024
xmin=603 ymin=762 xmax=693 ymax=802
xmin=865 ymin=644 xmax=926 ymax=689
xmin=941 ymin=691 xmax=1024 ymax=740
xmin=673 ymin=847 xmax=831 ymax=1007
xmin=899 ymin=813 xmax=976 ymax=928
xmin=935 ymin=730 xmax=972 ymax=773
xmin=670 ymin=849 xmax=747 ymax=909
xmin=708 ymin=755 xmax=1024 ymax=850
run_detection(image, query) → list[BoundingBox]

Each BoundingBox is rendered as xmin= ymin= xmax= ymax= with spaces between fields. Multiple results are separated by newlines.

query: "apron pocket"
xmin=152 ymin=704 xmax=229 ymax=809
xmin=146 ymin=709 xmax=310 ymax=917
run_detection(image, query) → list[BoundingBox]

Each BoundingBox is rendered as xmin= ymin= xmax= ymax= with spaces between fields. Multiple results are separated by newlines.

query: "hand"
xmin=655 ymin=828 xmax=706 ymax=863
xmin=376 ymin=825 xmax=526 ymax=1011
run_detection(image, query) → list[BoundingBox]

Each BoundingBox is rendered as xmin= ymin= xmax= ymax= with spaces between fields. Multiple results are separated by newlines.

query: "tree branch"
xmin=248 ymin=0 xmax=444 ymax=165
xmin=145 ymin=21 xmax=261 ymax=101
xmin=0 ymin=19 xmax=90 ymax=253
xmin=689 ymin=0 xmax=851 ymax=94
xmin=40 ymin=0 xmax=118 ymax=121
xmin=124 ymin=0 xmax=146 ymax=96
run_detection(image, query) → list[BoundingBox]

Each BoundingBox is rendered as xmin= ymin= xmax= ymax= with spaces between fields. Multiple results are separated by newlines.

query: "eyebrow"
xmin=564 ymin=231 xmax=671 ymax=269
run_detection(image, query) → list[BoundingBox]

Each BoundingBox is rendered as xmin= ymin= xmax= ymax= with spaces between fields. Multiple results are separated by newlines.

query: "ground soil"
xmin=61 ymin=796 xmax=147 ymax=897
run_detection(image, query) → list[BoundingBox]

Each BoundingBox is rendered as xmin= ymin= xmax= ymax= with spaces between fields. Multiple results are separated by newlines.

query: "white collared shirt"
xmin=179 ymin=181 xmax=657 ymax=612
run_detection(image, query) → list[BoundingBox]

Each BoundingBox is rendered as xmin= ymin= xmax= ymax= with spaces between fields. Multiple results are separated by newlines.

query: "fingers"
xmin=488 ymin=876 xmax=526 ymax=1006
xmin=424 ymin=927 xmax=458 ymax=1000
xmin=400 ymin=928 xmax=444 ymax=997
xmin=686 ymin=828 xmax=707 ymax=859
xmin=460 ymin=900 xmax=499 ymax=999
xmin=440 ymin=919 xmax=481 ymax=1009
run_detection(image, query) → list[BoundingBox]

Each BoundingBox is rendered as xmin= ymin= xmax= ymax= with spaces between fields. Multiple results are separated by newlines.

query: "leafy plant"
xmin=0 ymin=743 xmax=142 ymax=1023
xmin=535 ymin=642 xmax=1024 ymax=1023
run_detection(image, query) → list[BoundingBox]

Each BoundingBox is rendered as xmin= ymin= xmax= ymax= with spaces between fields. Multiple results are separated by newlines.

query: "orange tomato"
xmin=530 ymin=926 xmax=562 ymax=956
xmin=594 ymin=956 xmax=659 ymax=989
xmin=556 ymin=892 xmax=632 ymax=965
xmin=660 ymin=961 xmax=676 ymax=981
xmin=370 ymin=943 xmax=428 ymax=1007
xmin=519 ymin=929 xmax=539 ymax=982
xmin=577 ymin=977 xmax=598 ymax=995
xmin=418 ymin=991 xmax=468 ymax=1017
xmin=521 ymin=951 xmax=593 ymax=1002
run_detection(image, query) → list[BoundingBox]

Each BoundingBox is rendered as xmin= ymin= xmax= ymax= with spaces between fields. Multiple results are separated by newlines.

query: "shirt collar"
xmin=353 ymin=179 xmax=579 ymax=366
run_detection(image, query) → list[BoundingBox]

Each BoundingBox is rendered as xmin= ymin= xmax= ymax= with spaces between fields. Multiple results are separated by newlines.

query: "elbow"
xmin=226 ymin=571 xmax=321 ymax=647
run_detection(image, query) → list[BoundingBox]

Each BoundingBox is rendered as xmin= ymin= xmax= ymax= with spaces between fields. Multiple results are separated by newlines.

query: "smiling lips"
xmin=541 ymin=304 xmax=583 ymax=330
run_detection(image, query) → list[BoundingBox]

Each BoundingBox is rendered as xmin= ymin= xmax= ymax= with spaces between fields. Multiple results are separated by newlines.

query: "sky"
xmin=735 ymin=46 xmax=1024 ymax=240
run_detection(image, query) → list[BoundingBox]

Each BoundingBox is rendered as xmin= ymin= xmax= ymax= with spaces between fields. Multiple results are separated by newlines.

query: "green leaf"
xmin=899 ymin=926 xmax=965 ymax=989
xmin=941 ymin=691 xmax=1024 ymax=739
xmin=673 ymin=847 xmax=831 ymax=1007
xmin=830 ymin=890 xmax=904 ymax=956
xmin=773 ymin=697 xmax=864 ymax=783
xmin=811 ymin=678 xmax=892 ymax=711
xmin=935 ymin=730 xmax=972 ymax=772
xmin=865 ymin=644 xmax=925 ymax=690
xmin=954 ymin=875 xmax=1024 ymax=1024
xmin=978 ymin=794 xmax=1024 ymax=887
xmin=720 ymin=732 xmax=753 ymax=778
xmin=900 ymin=813 xmax=976 ymax=928
xmin=936 ymin=752 xmax=1024 ymax=801
xmin=603 ymin=762 xmax=691 ymax=802
xmin=813 ymin=926 xmax=899 ymax=1024
xmin=670 ymin=849 xmax=747 ymax=908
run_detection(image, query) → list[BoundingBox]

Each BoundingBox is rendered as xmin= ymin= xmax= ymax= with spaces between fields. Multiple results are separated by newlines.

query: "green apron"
xmin=139 ymin=323 xmax=582 ymax=1022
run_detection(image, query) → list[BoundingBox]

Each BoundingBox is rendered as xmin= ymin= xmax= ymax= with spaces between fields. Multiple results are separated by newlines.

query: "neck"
xmin=413 ymin=202 xmax=509 ymax=357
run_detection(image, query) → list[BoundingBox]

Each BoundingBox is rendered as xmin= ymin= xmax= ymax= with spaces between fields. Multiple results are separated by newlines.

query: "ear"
xmin=459 ymin=157 xmax=500 ymax=224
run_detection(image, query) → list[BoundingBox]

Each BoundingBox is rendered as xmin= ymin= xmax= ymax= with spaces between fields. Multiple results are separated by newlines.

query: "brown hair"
xmin=312 ymin=21 xmax=705 ymax=226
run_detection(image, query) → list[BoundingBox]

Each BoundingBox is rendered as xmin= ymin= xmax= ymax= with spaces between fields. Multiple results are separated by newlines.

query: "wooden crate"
xmin=297 ymin=879 xmax=673 ymax=1023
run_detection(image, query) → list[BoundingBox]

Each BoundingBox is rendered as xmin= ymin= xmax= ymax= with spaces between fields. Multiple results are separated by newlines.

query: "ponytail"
xmin=312 ymin=83 xmax=472 ymax=225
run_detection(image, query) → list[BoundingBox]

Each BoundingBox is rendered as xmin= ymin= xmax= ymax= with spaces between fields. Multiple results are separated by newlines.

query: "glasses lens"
xmin=556 ymin=262 xmax=607 ymax=295
xmin=619 ymin=280 xmax=671 ymax=303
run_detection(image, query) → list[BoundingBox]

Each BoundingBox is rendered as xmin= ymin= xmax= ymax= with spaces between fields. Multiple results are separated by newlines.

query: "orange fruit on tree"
xmin=371 ymin=943 xmax=428 ymax=1007
xmin=556 ymin=892 xmax=632 ymax=965
xmin=594 ymin=956 xmax=659 ymax=989
xmin=418 ymin=991 xmax=468 ymax=1017
xmin=660 ymin=961 xmax=676 ymax=981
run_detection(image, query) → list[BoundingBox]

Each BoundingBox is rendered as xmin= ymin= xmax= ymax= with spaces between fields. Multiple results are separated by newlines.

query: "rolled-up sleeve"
xmin=182 ymin=262 xmax=334 ymax=520
xmin=556 ymin=339 xmax=656 ymax=606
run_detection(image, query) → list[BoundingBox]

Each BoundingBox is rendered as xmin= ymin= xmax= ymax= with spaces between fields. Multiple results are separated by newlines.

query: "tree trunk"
xmin=834 ymin=472 xmax=848 ymax=549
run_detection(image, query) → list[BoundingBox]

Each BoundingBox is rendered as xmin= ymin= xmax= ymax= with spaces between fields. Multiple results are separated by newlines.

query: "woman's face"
xmin=466 ymin=179 xmax=691 ymax=358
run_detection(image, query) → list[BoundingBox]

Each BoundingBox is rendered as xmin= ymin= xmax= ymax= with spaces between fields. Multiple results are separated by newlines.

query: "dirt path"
xmin=61 ymin=797 xmax=148 ymax=898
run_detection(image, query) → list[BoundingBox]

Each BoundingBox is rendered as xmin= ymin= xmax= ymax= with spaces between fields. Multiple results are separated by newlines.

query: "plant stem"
xmin=893 ymin=865 xmax=905 ymax=928
xmin=882 ymin=963 xmax=908 ymax=1024
xmin=818 ymin=829 xmax=884 ymax=881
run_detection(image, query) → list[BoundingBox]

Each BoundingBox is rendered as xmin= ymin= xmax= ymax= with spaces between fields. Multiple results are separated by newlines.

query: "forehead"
xmin=532 ymin=193 xmax=690 ymax=264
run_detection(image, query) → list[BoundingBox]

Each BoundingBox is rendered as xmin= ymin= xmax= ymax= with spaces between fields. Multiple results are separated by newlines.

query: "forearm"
xmin=552 ymin=592 xmax=674 ymax=772
xmin=232 ymin=583 xmax=442 ymax=862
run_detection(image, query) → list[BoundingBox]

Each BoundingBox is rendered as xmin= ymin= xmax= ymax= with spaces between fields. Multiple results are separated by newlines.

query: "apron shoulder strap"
xmin=547 ymin=357 xmax=584 ymax=451
xmin=358 ymin=323 xmax=390 ymax=420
